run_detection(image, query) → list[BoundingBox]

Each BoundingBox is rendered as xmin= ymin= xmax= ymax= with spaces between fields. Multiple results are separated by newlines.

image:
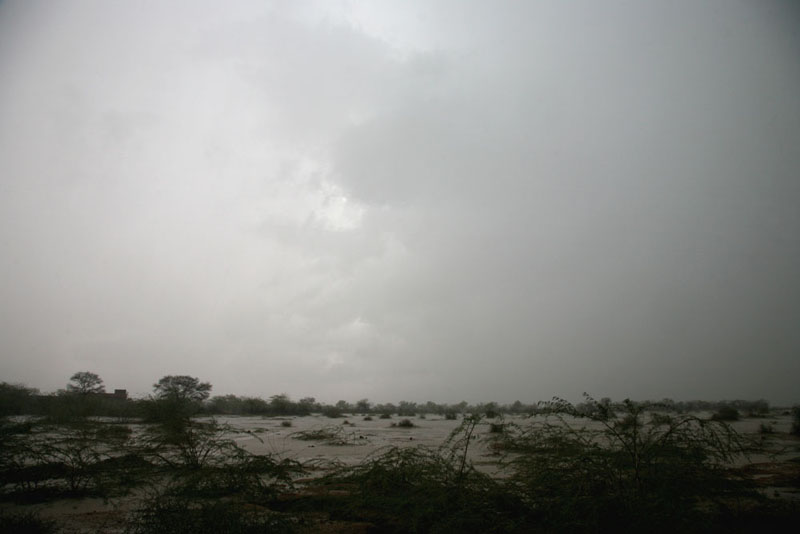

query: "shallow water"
xmin=207 ymin=411 xmax=799 ymax=478
xmin=215 ymin=414 xmax=506 ymax=471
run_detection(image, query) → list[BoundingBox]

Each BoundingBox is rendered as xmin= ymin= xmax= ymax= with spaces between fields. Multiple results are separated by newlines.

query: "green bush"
xmin=164 ymin=453 xmax=302 ymax=500
xmin=321 ymin=405 xmax=343 ymax=418
xmin=392 ymin=419 xmax=415 ymax=428
xmin=316 ymin=417 xmax=529 ymax=533
xmin=137 ymin=418 xmax=244 ymax=470
xmin=500 ymin=396 xmax=754 ymax=532
xmin=1 ymin=419 xmax=134 ymax=499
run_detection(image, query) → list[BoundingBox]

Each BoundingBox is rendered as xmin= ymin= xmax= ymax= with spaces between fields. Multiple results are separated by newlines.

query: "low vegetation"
xmin=291 ymin=425 xmax=366 ymax=446
xmin=125 ymin=496 xmax=296 ymax=534
xmin=1 ymin=375 xmax=799 ymax=532
xmin=711 ymin=404 xmax=741 ymax=421
xmin=499 ymin=396 xmax=756 ymax=532
xmin=391 ymin=418 xmax=415 ymax=428
xmin=0 ymin=510 xmax=58 ymax=534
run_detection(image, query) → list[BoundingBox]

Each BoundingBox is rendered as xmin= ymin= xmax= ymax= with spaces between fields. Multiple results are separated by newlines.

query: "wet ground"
xmin=222 ymin=413 xmax=502 ymax=471
xmin=3 ymin=411 xmax=799 ymax=532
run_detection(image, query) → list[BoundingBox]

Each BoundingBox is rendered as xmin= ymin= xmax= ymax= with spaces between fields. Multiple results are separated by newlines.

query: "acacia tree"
xmin=144 ymin=375 xmax=213 ymax=425
xmin=153 ymin=375 xmax=211 ymax=403
xmin=142 ymin=376 xmax=233 ymax=470
xmin=66 ymin=372 xmax=105 ymax=395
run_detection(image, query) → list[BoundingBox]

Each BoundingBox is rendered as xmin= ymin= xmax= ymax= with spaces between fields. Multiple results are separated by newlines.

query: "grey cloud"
xmin=0 ymin=1 xmax=798 ymax=404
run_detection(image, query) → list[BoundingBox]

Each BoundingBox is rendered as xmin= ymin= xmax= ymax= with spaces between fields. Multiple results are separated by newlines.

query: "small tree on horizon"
xmin=153 ymin=375 xmax=212 ymax=403
xmin=356 ymin=398 xmax=371 ymax=413
xmin=66 ymin=371 xmax=105 ymax=395
xmin=146 ymin=375 xmax=212 ymax=424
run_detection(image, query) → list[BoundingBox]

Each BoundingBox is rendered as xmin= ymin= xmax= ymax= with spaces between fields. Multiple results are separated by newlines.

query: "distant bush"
xmin=759 ymin=423 xmax=774 ymax=435
xmin=444 ymin=412 xmax=458 ymax=420
xmin=711 ymin=405 xmax=740 ymax=421
xmin=0 ymin=382 xmax=39 ymax=416
xmin=379 ymin=413 xmax=391 ymax=419
xmin=745 ymin=399 xmax=770 ymax=417
xmin=397 ymin=402 xmax=417 ymax=417
xmin=291 ymin=426 xmax=362 ymax=446
xmin=489 ymin=422 xmax=504 ymax=433
xmin=392 ymin=419 xmax=415 ymax=428
xmin=362 ymin=416 xmax=373 ymax=421
xmin=280 ymin=421 xmax=292 ymax=428
xmin=321 ymin=406 xmax=343 ymax=418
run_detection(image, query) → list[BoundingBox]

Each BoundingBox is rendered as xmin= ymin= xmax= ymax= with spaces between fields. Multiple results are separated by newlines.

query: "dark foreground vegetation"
xmin=1 ymin=375 xmax=799 ymax=533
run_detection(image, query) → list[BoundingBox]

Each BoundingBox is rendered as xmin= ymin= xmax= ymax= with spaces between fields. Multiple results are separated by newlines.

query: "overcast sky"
xmin=1 ymin=1 xmax=798 ymax=404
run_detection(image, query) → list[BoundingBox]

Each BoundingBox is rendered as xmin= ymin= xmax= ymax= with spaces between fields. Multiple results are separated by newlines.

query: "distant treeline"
xmin=0 ymin=378 xmax=775 ymax=420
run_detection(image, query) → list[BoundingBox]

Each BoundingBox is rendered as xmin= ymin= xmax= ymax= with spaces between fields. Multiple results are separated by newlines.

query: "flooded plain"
xmin=2 ymin=410 xmax=798 ymax=533
xmin=220 ymin=414 xmax=505 ymax=472
xmin=214 ymin=410 xmax=800 ymax=481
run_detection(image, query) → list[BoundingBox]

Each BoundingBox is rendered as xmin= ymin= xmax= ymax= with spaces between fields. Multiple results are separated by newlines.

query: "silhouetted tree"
xmin=145 ymin=376 xmax=212 ymax=424
xmin=242 ymin=396 xmax=269 ymax=414
xmin=297 ymin=397 xmax=317 ymax=414
xmin=66 ymin=372 xmax=105 ymax=395
xmin=397 ymin=401 xmax=417 ymax=416
xmin=269 ymin=394 xmax=293 ymax=415
xmin=153 ymin=376 xmax=211 ymax=403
